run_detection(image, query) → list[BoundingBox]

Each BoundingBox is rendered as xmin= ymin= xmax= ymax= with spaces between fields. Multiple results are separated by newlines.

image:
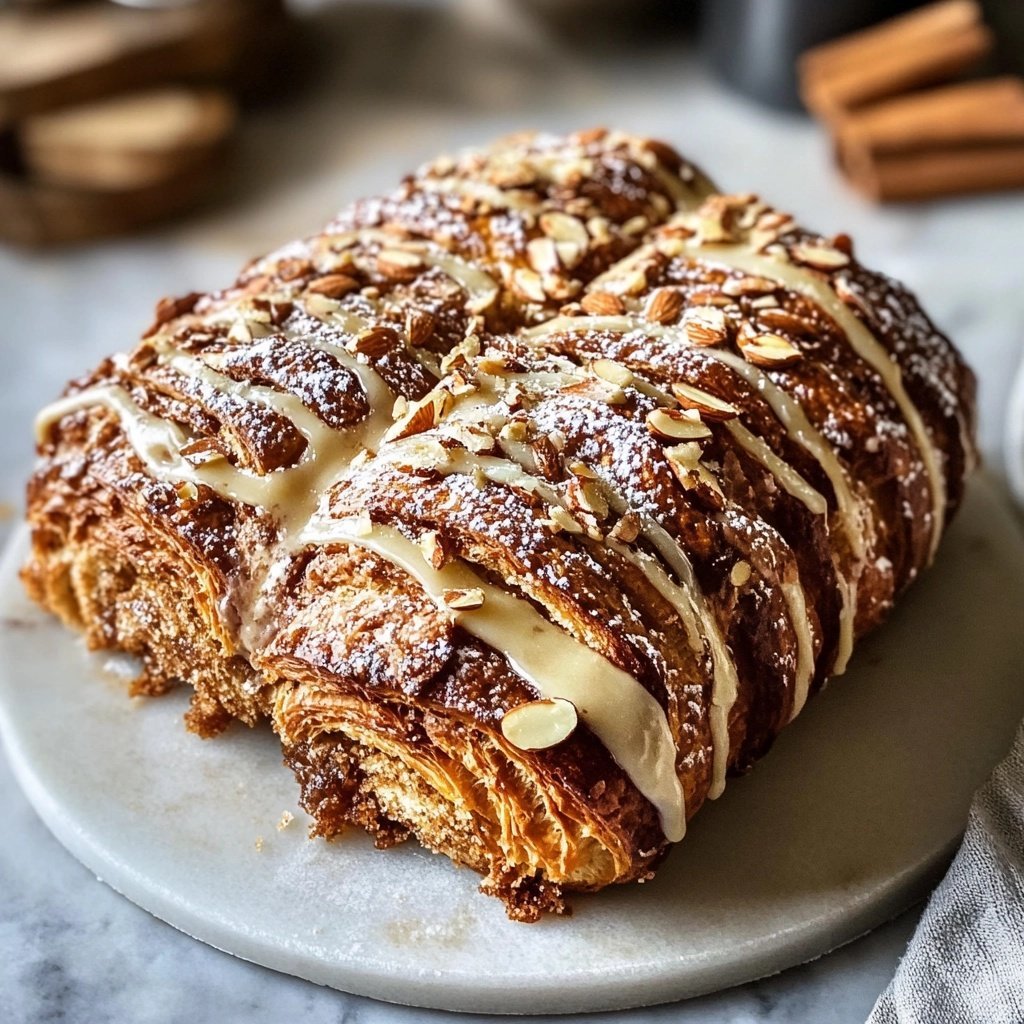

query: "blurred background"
xmin=1 ymin=1 xmax=1023 ymax=1019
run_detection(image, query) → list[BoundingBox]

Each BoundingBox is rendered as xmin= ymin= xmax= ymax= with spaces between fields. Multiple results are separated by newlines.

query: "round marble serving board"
xmin=2 ymin=475 xmax=1023 ymax=1016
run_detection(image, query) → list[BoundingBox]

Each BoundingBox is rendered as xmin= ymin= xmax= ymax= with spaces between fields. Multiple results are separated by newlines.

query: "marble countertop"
xmin=3 ymin=2 xmax=1023 ymax=1021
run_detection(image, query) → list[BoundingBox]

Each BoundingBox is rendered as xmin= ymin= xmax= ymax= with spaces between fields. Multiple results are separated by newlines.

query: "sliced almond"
xmin=682 ymin=306 xmax=729 ymax=347
xmin=541 ymin=272 xmax=580 ymax=301
xmin=500 ymin=697 xmax=579 ymax=750
xmin=621 ymin=214 xmax=649 ymax=236
xmin=670 ymin=381 xmax=738 ymax=422
xmin=567 ymin=460 xmax=599 ymax=480
xmin=406 ymin=309 xmax=436 ymax=347
xmin=383 ymin=387 xmax=453 ymax=442
xmin=418 ymin=530 xmax=451 ymax=570
xmin=722 ymin=275 xmax=777 ymax=298
xmin=834 ymin=278 xmax=873 ymax=319
xmin=790 ymin=241 xmax=850 ymax=271
xmin=664 ymin=445 xmax=724 ymax=498
xmin=176 ymin=481 xmax=199 ymax=505
xmin=544 ymin=505 xmax=584 ymax=535
xmin=227 ymin=318 xmax=252 ymax=345
xmin=620 ymin=267 xmax=648 ymax=296
xmin=498 ymin=419 xmax=530 ymax=443
xmin=554 ymin=240 xmax=583 ymax=269
xmin=567 ymin=476 xmax=609 ymax=520
xmin=645 ymin=287 xmax=683 ymax=325
xmin=608 ymin=511 xmax=641 ymax=544
xmin=306 ymin=273 xmax=360 ymax=299
xmin=512 ymin=267 xmax=548 ymax=304
xmin=531 ymin=434 xmax=563 ymax=480
xmin=586 ymin=216 xmax=612 ymax=244
xmin=377 ymin=248 xmax=423 ymax=277
xmin=590 ymin=358 xmax=634 ymax=388
xmin=348 ymin=325 xmax=399 ymax=358
xmin=738 ymin=332 xmax=803 ymax=368
xmin=539 ymin=210 xmax=589 ymax=250
xmin=303 ymin=292 xmax=341 ymax=320
xmin=646 ymin=407 xmax=712 ymax=441
xmin=443 ymin=588 xmax=485 ymax=611
xmin=580 ymin=291 xmax=625 ymax=316
xmin=527 ymin=236 xmax=561 ymax=275
xmin=756 ymin=308 xmax=816 ymax=338
xmin=730 ymin=560 xmax=752 ymax=586
xmin=655 ymin=235 xmax=686 ymax=259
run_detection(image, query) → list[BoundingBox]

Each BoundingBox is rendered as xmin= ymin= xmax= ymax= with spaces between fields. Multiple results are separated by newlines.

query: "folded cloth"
xmin=868 ymin=720 xmax=1024 ymax=1023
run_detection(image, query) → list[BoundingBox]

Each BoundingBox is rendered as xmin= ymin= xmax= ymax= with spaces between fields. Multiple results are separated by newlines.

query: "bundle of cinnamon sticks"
xmin=799 ymin=0 xmax=1024 ymax=202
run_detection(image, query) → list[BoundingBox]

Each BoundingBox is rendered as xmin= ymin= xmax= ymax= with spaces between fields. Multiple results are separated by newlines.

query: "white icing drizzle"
xmin=297 ymin=517 xmax=688 ymax=842
xmin=691 ymin=242 xmax=946 ymax=559
xmin=724 ymin=420 xmax=828 ymax=516
xmin=780 ymin=580 xmax=815 ymax=721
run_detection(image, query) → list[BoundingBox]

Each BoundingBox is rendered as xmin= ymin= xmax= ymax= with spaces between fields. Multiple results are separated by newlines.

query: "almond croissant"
xmin=23 ymin=130 xmax=976 ymax=920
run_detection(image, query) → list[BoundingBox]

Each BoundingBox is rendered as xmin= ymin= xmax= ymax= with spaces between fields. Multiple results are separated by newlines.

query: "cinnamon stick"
xmin=835 ymin=77 xmax=1024 ymax=201
xmin=835 ymin=77 xmax=1024 ymax=159
xmin=799 ymin=0 xmax=993 ymax=119
xmin=843 ymin=143 xmax=1024 ymax=202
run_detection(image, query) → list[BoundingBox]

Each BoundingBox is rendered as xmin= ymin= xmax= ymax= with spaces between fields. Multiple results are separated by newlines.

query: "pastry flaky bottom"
xmin=22 ymin=503 xmax=669 ymax=921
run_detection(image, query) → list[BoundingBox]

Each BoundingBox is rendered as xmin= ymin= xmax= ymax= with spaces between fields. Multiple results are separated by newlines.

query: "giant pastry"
xmin=23 ymin=130 xmax=976 ymax=920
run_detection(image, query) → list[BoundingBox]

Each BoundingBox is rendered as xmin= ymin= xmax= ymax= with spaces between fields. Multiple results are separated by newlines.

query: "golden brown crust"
xmin=22 ymin=130 xmax=976 ymax=919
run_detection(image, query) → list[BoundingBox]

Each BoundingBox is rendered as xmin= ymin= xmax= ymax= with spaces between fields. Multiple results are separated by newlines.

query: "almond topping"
xmin=580 ymin=291 xmax=625 ymax=316
xmin=590 ymin=358 xmax=634 ymax=388
xmin=722 ymin=275 xmax=778 ymax=298
xmin=377 ymin=248 xmax=423 ymax=276
xmin=620 ymin=267 xmax=648 ymax=296
xmin=406 ymin=309 xmax=436 ymax=347
xmin=347 ymin=325 xmax=398 ymax=358
xmin=500 ymin=698 xmax=578 ymax=751
xmin=539 ymin=210 xmax=589 ymax=250
xmin=567 ymin=476 xmax=609 ymax=520
xmin=418 ymin=530 xmax=451 ymax=570
xmin=306 ymin=273 xmax=360 ymax=299
xmin=608 ymin=511 xmax=641 ymax=544
xmin=622 ymin=214 xmax=649 ymax=236
xmin=227 ymin=318 xmax=252 ymax=345
xmin=176 ymin=481 xmax=199 ymax=504
xmin=443 ymin=588 xmax=485 ymax=611
xmin=738 ymin=332 xmax=803 ymax=368
xmin=790 ymin=241 xmax=850 ymax=271
xmin=646 ymin=407 xmax=712 ymax=441
xmin=527 ymin=237 xmax=561 ymax=275
xmin=531 ymin=434 xmax=563 ymax=480
xmin=682 ymin=306 xmax=729 ymax=346
xmin=730 ymin=560 xmax=752 ymax=586
xmin=756 ymin=308 xmax=816 ymax=337
xmin=645 ymin=287 xmax=684 ymax=325
xmin=512 ymin=267 xmax=548 ymax=304
xmin=555 ymin=240 xmax=583 ymax=269
xmin=567 ymin=460 xmax=599 ymax=479
xmin=655 ymin=235 xmax=686 ymax=259
xmin=544 ymin=505 xmax=583 ymax=535
xmin=383 ymin=387 xmax=452 ymax=442
xmin=671 ymin=382 xmax=738 ymax=422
